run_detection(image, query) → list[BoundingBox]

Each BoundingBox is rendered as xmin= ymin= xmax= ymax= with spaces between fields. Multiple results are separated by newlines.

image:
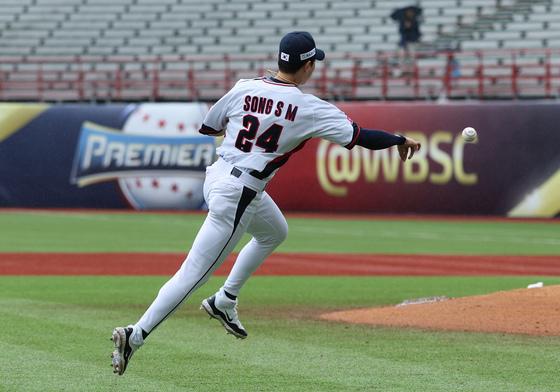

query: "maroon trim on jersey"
xmin=250 ymin=138 xmax=310 ymax=179
xmin=199 ymin=124 xmax=222 ymax=135
xmin=262 ymin=77 xmax=298 ymax=87
xmin=344 ymin=122 xmax=361 ymax=150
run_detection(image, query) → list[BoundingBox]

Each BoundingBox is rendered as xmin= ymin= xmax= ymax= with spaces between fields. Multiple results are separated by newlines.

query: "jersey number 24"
xmin=235 ymin=114 xmax=283 ymax=153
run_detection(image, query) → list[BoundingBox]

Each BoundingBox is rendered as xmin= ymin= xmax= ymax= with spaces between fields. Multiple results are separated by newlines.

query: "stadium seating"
xmin=0 ymin=0 xmax=559 ymax=100
xmin=0 ymin=0 xmax=555 ymax=59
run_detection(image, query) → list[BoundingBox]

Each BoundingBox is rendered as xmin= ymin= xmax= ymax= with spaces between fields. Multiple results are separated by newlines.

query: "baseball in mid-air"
xmin=462 ymin=127 xmax=477 ymax=142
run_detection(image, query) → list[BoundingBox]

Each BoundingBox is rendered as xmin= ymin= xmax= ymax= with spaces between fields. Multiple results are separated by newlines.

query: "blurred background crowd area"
xmin=0 ymin=0 xmax=559 ymax=101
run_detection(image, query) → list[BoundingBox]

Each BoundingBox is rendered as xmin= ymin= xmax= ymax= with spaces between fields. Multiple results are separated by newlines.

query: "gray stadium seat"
xmin=0 ymin=0 xmax=558 ymax=101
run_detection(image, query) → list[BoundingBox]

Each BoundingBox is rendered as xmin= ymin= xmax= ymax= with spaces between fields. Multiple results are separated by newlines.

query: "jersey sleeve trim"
xmin=199 ymin=124 xmax=222 ymax=135
xmin=344 ymin=122 xmax=361 ymax=150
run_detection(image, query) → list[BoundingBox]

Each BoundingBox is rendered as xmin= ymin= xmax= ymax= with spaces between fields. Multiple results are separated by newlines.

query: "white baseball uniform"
xmin=136 ymin=77 xmax=358 ymax=333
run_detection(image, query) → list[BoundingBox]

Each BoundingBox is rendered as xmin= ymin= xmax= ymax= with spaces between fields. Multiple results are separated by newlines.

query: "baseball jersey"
xmin=201 ymin=77 xmax=359 ymax=180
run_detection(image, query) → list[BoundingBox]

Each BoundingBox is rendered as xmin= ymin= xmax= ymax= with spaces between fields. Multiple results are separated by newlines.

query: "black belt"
xmin=230 ymin=167 xmax=243 ymax=178
xmin=231 ymin=167 xmax=262 ymax=179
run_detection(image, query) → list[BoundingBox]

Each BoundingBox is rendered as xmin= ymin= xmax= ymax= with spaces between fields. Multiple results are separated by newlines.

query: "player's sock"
xmin=215 ymin=288 xmax=236 ymax=309
xmin=130 ymin=325 xmax=145 ymax=347
xmin=223 ymin=290 xmax=237 ymax=300
xmin=141 ymin=328 xmax=149 ymax=340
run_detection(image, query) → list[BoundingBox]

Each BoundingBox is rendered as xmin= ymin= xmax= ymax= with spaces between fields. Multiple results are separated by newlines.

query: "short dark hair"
xmin=278 ymin=59 xmax=315 ymax=74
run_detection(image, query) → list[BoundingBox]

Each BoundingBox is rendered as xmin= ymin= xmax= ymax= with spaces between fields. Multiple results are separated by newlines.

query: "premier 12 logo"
xmin=70 ymin=121 xmax=216 ymax=187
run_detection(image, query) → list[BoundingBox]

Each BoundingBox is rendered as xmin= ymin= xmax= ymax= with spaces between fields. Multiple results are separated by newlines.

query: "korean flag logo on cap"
xmin=278 ymin=32 xmax=325 ymax=65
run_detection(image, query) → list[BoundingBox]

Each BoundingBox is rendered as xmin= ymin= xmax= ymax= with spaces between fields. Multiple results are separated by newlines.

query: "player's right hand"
xmin=397 ymin=136 xmax=421 ymax=161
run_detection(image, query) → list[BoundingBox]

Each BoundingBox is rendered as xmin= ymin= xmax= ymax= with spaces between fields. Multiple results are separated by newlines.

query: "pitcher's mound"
xmin=320 ymin=285 xmax=560 ymax=336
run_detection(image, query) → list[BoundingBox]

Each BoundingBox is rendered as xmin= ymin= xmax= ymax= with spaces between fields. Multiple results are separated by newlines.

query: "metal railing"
xmin=0 ymin=48 xmax=559 ymax=101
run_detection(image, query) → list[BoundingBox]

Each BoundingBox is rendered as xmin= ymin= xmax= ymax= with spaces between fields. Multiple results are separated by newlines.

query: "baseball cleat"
xmin=111 ymin=326 xmax=142 ymax=375
xmin=200 ymin=295 xmax=248 ymax=339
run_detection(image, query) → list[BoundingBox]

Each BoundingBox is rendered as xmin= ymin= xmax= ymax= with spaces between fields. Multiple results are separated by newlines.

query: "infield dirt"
xmin=2 ymin=253 xmax=560 ymax=275
xmin=321 ymin=285 xmax=560 ymax=336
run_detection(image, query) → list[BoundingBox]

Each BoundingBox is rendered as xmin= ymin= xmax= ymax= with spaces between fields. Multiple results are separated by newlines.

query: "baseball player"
xmin=111 ymin=31 xmax=421 ymax=375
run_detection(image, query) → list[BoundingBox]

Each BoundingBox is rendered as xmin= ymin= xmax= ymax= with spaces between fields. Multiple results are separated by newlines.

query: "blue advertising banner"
xmin=1 ymin=101 xmax=559 ymax=216
xmin=71 ymin=122 xmax=215 ymax=186
xmin=0 ymin=103 xmax=133 ymax=208
xmin=0 ymin=103 xmax=213 ymax=209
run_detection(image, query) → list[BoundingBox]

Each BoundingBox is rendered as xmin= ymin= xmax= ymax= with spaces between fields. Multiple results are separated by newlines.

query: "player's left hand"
xmin=397 ymin=136 xmax=421 ymax=161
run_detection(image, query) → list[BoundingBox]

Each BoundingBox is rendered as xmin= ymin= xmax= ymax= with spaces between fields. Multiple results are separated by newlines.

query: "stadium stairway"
xmin=433 ymin=0 xmax=552 ymax=50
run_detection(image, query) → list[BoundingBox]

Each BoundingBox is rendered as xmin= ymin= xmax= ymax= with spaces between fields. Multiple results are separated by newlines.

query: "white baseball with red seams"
xmin=118 ymin=103 xmax=210 ymax=210
xmin=462 ymin=126 xmax=477 ymax=142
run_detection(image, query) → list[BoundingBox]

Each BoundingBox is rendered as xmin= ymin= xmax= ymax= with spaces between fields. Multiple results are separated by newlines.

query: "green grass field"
xmin=1 ymin=211 xmax=560 ymax=391
xmin=1 ymin=210 xmax=559 ymax=254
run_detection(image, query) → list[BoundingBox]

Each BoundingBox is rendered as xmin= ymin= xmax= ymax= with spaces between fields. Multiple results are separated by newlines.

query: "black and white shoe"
xmin=111 ymin=325 xmax=142 ymax=375
xmin=201 ymin=295 xmax=248 ymax=339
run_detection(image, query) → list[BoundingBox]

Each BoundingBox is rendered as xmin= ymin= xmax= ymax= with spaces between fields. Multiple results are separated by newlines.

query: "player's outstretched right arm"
xmin=352 ymin=128 xmax=421 ymax=161
xmin=308 ymin=95 xmax=420 ymax=161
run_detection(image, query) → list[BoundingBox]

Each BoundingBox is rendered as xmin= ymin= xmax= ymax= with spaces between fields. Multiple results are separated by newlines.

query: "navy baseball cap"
xmin=278 ymin=31 xmax=325 ymax=66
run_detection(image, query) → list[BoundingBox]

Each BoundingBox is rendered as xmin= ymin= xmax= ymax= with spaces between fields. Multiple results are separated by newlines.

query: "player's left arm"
xmin=199 ymin=125 xmax=225 ymax=137
xmin=199 ymin=85 xmax=237 ymax=137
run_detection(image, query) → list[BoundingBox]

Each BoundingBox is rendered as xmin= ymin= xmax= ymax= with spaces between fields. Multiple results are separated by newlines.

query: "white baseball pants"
xmin=137 ymin=158 xmax=288 ymax=333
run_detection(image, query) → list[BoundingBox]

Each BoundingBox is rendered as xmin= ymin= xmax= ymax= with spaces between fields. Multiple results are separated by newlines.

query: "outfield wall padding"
xmin=0 ymin=102 xmax=558 ymax=217
xmin=269 ymin=102 xmax=560 ymax=217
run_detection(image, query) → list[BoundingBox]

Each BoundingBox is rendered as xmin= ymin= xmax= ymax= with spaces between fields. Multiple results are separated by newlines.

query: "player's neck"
xmin=274 ymin=72 xmax=299 ymax=86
